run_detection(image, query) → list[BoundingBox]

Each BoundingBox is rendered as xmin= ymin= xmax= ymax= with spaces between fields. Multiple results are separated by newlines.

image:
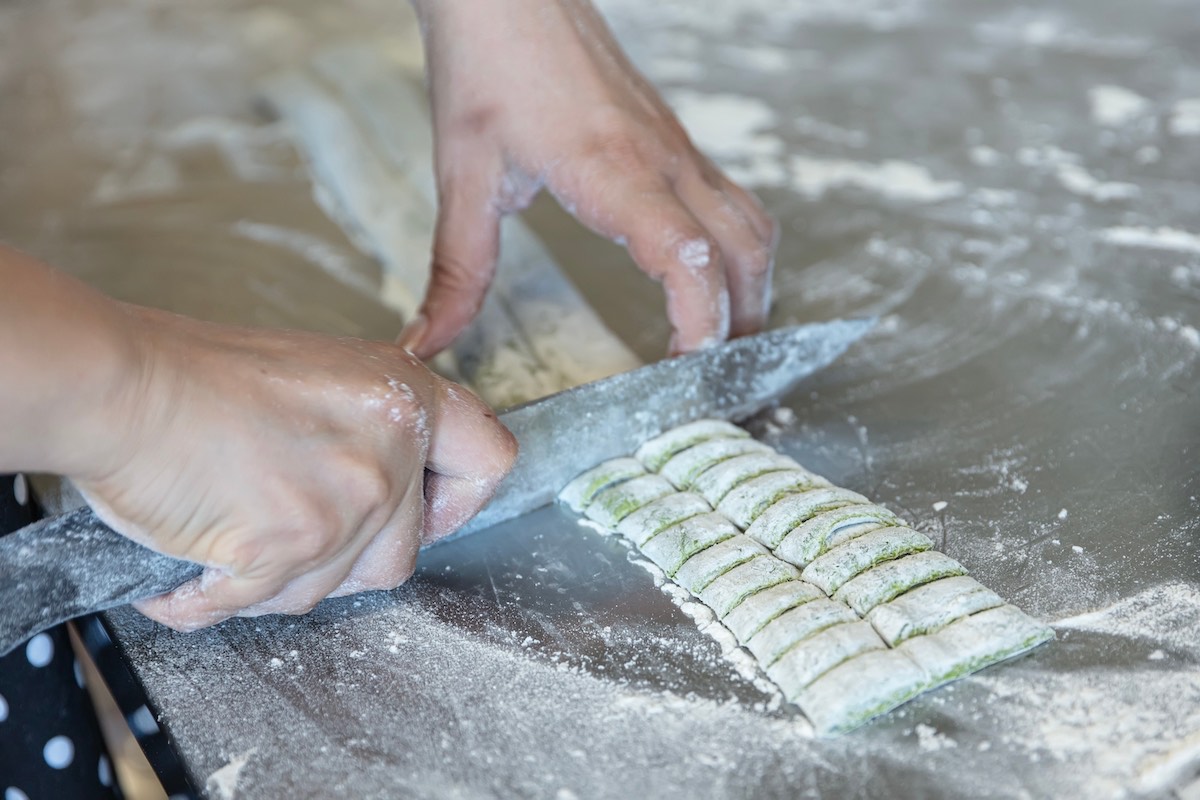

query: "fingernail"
xmin=397 ymin=314 xmax=428 ymax=354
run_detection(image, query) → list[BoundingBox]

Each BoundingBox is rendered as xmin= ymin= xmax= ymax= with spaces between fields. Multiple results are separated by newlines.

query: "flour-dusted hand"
xmin=0 ymin=247 xmax=516 ymax=632
xmin=400 ymin=0 xmax=778 ymax=358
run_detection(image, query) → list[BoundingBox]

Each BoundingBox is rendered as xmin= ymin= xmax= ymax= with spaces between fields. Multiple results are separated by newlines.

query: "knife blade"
xmin=0 ymin=318 xmax=873 ymax=654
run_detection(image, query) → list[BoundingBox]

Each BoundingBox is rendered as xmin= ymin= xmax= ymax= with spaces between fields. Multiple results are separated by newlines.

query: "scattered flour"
xmin=1097 ymin=226 xmax=1200 ymax=255
xmin=914 ymin=723 xmax=958 ymax=752
xmin=205 ymin=748 xmax=256 ymax=800
xmin=1088 ymin=85 xmax=1151 ymax=126
xmin=932 ymin=500 xmax=948 ymax=512
xmin=787 ymin=156 xmax=963 ymax=203
xmin=1169 ymin=99 xmax=1200 ymax=137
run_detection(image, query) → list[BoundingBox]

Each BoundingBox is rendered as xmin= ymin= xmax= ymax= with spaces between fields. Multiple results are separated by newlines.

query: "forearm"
xmin=0 ymin=245 xmax=141 ymax=478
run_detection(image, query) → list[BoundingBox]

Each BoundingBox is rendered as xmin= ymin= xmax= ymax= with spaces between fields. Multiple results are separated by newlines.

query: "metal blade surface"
xmin=452 ymin=317 xmax=875 ymax=539
xmin=0 ymin=318 xmax=872 ymax=653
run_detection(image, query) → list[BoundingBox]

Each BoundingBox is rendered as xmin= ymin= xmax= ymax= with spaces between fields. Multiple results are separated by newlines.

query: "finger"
xmin=399 ymin=157 xmax=502 ymax=360
xmin=133 ymin=565 xmax=293 ymax=632
xmin=332 ymin=480 xmax=424 ymax=595
xmin=676 ymin=167 xmax=777 ymax=337
xmin=421 ymin=377 xmax=518 ymax=542
xmin=555 ymin=172 xmax=730 ymax=354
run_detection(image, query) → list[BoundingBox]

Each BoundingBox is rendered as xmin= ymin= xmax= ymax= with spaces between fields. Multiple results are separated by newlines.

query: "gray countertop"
xmin=2 ymin=0 xmax=1198 ymax=796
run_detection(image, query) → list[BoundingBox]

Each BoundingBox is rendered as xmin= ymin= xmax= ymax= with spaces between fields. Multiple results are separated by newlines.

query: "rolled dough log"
xmin=866 ymin=575 xmax=1004 ymax=646
xmin=801 ymin=527 xmax=934 ymax=595
xmin=615 ymin=492 xmax=712 ymax=546
xmin=834 ymin=551 xmax=967 ymax=615
xmin=798 ymin=649 xmax=930 ymax=736
xmin=637 ymin=512 xmax=739 ymax=576
xmin=692 ymin=453 xmax=803 ymax=506
xmin=673 ymin=536 xmax=768 ymax=594
xmin=634 ymin=420 xmax=748 ymax=471
xmin=773 ymin=505 xmax=903 ymax=567
xmin=898 ymin=604 xmax=1054 ymax=685
xmin=698 ymin=556 xmax=800 ymax=618
xmin=744 ymin=487 xmax=872 ymax=549
xmin=746 ymin=599 xmax=859 ymax=665
xmin=585 ymin=474 xmax=676 ymax=528
xmin=721 ymin=580 xmax=825 ymax=643
xmin=717 ymin=470 xmax=832 ymax=529
xmin=659 ymin=438 xmax=774 ymax=489
xmin=765 ymin=621 xmax=886 ymax=698
xmin=558 ymin=457 xmax=646 ymax=513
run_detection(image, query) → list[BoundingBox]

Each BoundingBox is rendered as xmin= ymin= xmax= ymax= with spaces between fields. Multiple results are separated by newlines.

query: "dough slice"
xmin=585 ymin=474 xmax=676 ymax=528
xmin=798 ymin=649 xmax=931 ymax=736
xmin=698 ymin=556 xmax=800 ymax=618
xmin=834 ymin=551 xmax=967 ymax=616
xmin=721 ymin=580 xmax=825 ymax=643
xmin=638 ymin=512 xmax=738 ymax=576
xmin=746 ymin=599 xmax=859 ymax=665
xmin=692 ymin=453 xmax=802 ymax=506
xmin=801 ymin=527 xmax=934 ymax=595
xmin=659 ymin=437 xmax=774 ymax=489
xmin=558 ymin=457 xmax=646 ymax=512
xmin=899 ymin=605 xmax=1054 ymax=685
xmin=634 ymin=419 xmax=748 ymax=471
xmin=673 ymin=535 xmax=768 ymax=594
xmin=717 ymin=470 xmax=832 ymax=529
xmin=774 ymin=505 xmax=903 ymax=567
xmin=867 ymin=576 xmax=1004 ymax=646
xmin=616 ymin=492 xmax=712 ymax=546
xmin=744 ymin=488 xmax=872 ymax=549
xmin=766 ymin=621 xmax=886 ymax=699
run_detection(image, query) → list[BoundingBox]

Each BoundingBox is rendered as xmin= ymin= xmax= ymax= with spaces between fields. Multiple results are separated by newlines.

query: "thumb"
xmin=398 ymin=168 xmax=502 ymax=359
xmin=421 ymin=376 xmax=518 ymax=543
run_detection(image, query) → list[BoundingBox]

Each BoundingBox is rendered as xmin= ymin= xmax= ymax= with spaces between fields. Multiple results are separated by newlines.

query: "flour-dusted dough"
xmin=801 ymin=527 xmax=934 ymax=595
xmin=746 ymin=599 xmax=859 ymax=665
xmin=615 ymin=492 xmax=712 ymax=546
xmin=558 ymin=457 xmax=646 ymax=513
xmin=659 ymin=437 xmax=774 ymax=489
xmin=692 ymin=452 xmax=802 ymax=506
xmin=634 ymin=419 xmax=748 ymax=471
xmin=866 ymin=575 xmax=1004 ymax=646
xmin=698 ymin=556 xmax=800 ymax=618
xmin=797 ymin=649 xmax=930 ymax=736
xmin=898 ymin=605 xmax=1054 ymax=685
xmin=765 ymin=621 xmax=886 ymax=698
xmin=717 ymin=470 xmax=832 ymax=529
xmin=744 ymin=488 xmax=872 ymax=549
xmin=585 ymin=474 xmax=676 ymax=528
xmin=638 ymin=512 xmax=739 ymax=576
xmin=834 ymin=551 xmax=967 ymax=615
xmin=673 ymin=536 xmax=768 ymax=594
xmin=721 ymin=580 xmax=825 ymax=643
xmin=773 ymin=505 xmax=903 ymax=567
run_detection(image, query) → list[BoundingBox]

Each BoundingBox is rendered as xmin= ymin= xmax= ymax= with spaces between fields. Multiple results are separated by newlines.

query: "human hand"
xmin=402 ymin=0 xmax=778 ymax=358
xmin=72 ymin=308 xmax=516 ymax=631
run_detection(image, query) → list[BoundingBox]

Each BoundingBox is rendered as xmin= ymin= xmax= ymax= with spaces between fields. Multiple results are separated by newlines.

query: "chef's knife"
xmin=0 ymin=318 xmax=873 ymax=654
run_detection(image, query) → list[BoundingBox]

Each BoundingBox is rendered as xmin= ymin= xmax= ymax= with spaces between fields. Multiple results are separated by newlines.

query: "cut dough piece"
xmin=638 ymin=512 xmax=739 ymax=576
xmin=558 ymin=457 xmax=646 ymax=512
xmin=635 ymin=419 xmax=748 ymax=471
xmin=673 ymin=536 xmax=768 ymax=594
xmin=867 ymin=576 xmax=1004 ymax=646
xmin=717 ymin=470 xmax=832 ymax=529
xmin=834 ymin=551 xmax=967 ymax=616
xmin=798 ymin=649 xmax=930 ymax=736
xmin=722 ymin=580 xmax=825 ymax=643
xmin=698 ymin=556 xmax=800 ymax=618
xmin=773 ymin=505 xmax=903 ymax=567
xmin=745 ymin=488 xmax=872 ymax=549
xmin=801 ymin=527 xmax=934 ymax=595
xmin=899 ymin=605 xmax=1054 ymax=686
xmin=616 ymin=492 xmax=712 ymax=546
xmin=766 ymin=621 xmax=886 ymax=698
xmin=692 ymin=453 xmax=802 ymax=506
xmin=746 ymin=599 xmax=859 ymax=666
xmin=659 ymin=437 xmax=774 ymax=489
xmin=585 ymin=474 xmax=676 ymax=528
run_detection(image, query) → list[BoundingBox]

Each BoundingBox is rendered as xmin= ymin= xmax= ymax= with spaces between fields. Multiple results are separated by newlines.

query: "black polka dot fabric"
xmin=1 ymin=475 xmax=120 ymax=800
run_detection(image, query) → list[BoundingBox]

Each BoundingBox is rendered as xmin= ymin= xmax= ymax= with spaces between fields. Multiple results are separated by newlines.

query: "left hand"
xmin=402 ymin=0 xmax=778 ymax=358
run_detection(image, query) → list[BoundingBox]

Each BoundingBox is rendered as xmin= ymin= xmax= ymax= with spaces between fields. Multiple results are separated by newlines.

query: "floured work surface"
xmin=2 ymin=0 xmax=1199 ymax=796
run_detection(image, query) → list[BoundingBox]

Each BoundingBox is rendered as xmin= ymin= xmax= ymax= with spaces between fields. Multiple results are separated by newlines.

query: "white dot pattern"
xmin=6 ymin=788 xmax=30 ymax=800
xmin=43 ymin=735 xmax=74 ymax=769
xmin=0 ymin=693 xmax=7 ymax=723
xmin=98 ymin=754 xmax=113 ymax=787
xmin=25 ymin=634 xmax=52 ymax=668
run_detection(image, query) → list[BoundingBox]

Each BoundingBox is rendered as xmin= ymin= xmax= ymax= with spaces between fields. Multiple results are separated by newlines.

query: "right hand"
xmin=73 ymin=306 xmax=516 ymax=632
